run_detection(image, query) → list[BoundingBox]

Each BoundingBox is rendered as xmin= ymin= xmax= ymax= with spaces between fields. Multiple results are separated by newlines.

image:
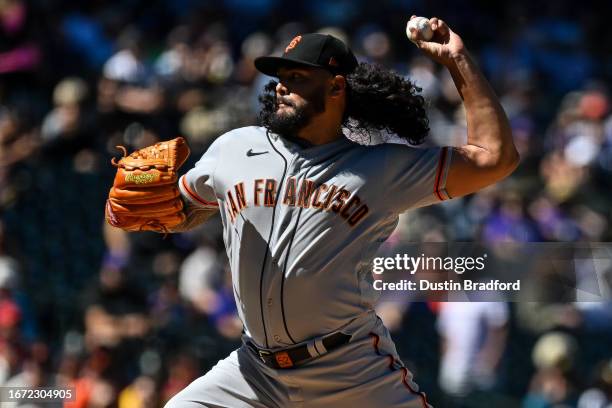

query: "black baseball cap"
xmin=254 ymin=33 xmax=358 ymax=77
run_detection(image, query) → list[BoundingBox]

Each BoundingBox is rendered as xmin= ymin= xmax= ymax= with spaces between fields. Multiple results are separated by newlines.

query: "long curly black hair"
xmin=258 ymin=62 xmax=429 ymax=145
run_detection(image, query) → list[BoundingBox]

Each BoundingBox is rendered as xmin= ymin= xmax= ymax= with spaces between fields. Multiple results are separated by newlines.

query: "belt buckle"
xmin=274 ymin=351 xmax=294 ymax=368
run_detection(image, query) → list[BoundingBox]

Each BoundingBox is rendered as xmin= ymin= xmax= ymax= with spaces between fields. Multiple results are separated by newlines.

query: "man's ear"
xmin=330 ymin=75 xmax=346 ymax=96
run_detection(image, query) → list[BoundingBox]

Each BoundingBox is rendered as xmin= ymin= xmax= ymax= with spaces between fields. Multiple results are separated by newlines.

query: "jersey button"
xmin=273 ymin=335 xmax=281 ymax=341
xmin=267 ymin=298 xmax=273 ymax=306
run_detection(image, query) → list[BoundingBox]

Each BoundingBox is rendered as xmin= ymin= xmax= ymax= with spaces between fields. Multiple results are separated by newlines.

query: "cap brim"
xmin=254 ymin=56 xmax=325 ymax=77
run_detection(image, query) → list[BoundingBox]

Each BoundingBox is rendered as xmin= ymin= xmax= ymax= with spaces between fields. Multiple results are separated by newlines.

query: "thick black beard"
xmin=258 ymin=80 xmax=326 ymax=138
xmin=265 ymin=105 xmax=312 ymax=137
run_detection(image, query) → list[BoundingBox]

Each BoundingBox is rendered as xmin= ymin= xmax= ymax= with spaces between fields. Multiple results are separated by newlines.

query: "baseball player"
xmin=107 ymin=16 xmax=518 ymax=408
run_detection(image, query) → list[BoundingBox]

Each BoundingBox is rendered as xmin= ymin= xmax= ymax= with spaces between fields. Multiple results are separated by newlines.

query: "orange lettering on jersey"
xmin=245 ymin=177 xmax=369 ymax=228
xmin=311 ymin=183 xmax=328 ymax=208
xmin=331 ymin=189 xmax=350 ymax=213
xmin=227 ymin=190 xmax=239 ymax=222
xmin=340 ymin=195 xmax=361 ymax=219
xmin=322 ymin=185 xmax=337 ymax=210
xmin=264 ymin=179 xmax=277 ymax=207
xmin=297 ymin=179 xmax=314 ymax=208
xmin=235 ymin=182 xmax=247 ymax=210
xmin=348 ymin=204 xmax=369 ymax=226
xmin=254 ymin=179 xmax=264 ymax=206
xmin=283 ymin=177 xmax=297 ymax=206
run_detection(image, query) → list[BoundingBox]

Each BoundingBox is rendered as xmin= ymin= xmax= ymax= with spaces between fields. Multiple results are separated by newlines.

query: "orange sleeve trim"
xmin=434 ymin=147 xmax=449 ymax=201
xmin=181 ymin=176 xmax=218 ymax=207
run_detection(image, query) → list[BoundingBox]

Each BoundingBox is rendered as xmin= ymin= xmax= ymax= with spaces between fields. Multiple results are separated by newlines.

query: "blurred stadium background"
xmin=1 ymin=0 xmax=612 ymax=407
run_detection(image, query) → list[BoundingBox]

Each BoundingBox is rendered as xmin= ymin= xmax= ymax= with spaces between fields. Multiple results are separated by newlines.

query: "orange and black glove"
xmin=105 ymin=137 xmax=190 ymax=233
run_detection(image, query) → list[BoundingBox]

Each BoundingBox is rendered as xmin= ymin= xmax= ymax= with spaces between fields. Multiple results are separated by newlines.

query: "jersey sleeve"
xmin=179 ymin=137 xmax=223 ymax=208
xmin=382 ymin=144 xmax=453 ymax=213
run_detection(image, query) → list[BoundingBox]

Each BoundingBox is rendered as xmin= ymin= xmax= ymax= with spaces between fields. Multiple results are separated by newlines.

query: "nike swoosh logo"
xmin=246 ymin=149 xmax=269 ymax=157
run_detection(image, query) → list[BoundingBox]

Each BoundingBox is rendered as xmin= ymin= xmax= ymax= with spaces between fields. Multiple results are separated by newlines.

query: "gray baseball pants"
xmin=165 ymin=314 xmax=431 ymax=408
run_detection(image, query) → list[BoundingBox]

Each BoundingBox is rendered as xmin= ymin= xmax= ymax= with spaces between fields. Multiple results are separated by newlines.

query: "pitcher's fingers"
xmin=435 ymin=19 xmax=450 ymax=36
xmin=414 ymin=39 xmax=438 ymax=53
xmin=429 ymin=17 xmax=439 ymax=30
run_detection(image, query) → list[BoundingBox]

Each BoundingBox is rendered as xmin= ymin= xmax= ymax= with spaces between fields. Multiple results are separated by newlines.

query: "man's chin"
xmin=275 ymin=107 xmax=294 ymax=116
xmin=272 ymin=110 xmax=297 ymax=122
xmin=267 ymin=116 xmax=304 ymax=136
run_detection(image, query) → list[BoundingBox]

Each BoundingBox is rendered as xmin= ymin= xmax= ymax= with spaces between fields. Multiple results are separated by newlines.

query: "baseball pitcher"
xmin=106 ymin=16 xmax=518 ymax=408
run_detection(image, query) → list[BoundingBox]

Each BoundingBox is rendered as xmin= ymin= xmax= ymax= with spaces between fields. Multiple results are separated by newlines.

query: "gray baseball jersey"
xmin=179 ymin=125 xmax=452 ymax=349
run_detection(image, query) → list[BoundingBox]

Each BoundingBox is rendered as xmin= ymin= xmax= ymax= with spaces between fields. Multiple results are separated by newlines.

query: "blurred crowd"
xmin=1 ymin=0 xmax=612 ymax=407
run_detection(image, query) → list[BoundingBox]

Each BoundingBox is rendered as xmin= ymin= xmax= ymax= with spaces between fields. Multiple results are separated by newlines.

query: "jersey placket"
xmin=273 ymin=156 xmax=311 ymax=346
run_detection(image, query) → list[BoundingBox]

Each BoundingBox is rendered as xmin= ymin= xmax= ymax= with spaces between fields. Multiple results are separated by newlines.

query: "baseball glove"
xmin=105 ymin=137 xmax=190 ymax=233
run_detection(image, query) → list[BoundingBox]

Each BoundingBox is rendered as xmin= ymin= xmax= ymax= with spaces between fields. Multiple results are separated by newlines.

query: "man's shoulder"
xmin=204 ymin=126 xmax=267 ymax=154
xmin=216 ymin=126 xmax=267 ymax=144
xmin=370 ymin=142 xmax=443 ymax=159
xmin=354 ymin=141 xmax=415 ymax=158
xmin=346 ymin=142 xmax=446 ymax=175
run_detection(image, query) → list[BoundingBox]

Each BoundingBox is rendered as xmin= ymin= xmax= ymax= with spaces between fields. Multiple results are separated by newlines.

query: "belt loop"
xmin=314 ymin=337 xmax=327 ymax=354
xmin=306 ymin=340 xmax=320 ymax=357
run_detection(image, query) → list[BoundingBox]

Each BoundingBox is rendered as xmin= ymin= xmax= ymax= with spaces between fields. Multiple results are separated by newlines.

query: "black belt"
xmin=246 ymin=332 xmax=351 ymax=369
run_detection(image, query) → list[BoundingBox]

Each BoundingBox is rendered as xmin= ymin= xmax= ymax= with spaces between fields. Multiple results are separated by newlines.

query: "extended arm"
xmin=445 ymin=50 xmax=518 ymax=197
xmin=410 ymin=16 xmax=519 ymax=198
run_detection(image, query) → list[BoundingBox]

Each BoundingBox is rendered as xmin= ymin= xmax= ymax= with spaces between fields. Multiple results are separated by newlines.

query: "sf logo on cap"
xmin=285 ymin=35 xmax=302 ymax=53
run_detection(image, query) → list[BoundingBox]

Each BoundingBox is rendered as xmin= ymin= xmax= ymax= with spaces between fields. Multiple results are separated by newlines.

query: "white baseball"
xmin=406 ymin=17 xmax=433 ymax=42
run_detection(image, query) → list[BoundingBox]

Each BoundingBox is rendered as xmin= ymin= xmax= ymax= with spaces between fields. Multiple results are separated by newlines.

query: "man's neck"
xmin=296 ymin=118 xmax=343 ymax=146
